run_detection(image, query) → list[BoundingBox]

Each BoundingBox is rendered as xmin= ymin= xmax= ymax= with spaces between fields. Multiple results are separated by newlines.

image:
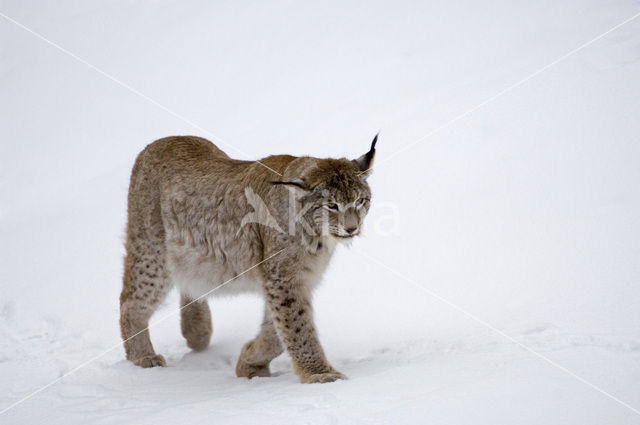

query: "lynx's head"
xmin=272 ymin=135 xmax=377 ymax=241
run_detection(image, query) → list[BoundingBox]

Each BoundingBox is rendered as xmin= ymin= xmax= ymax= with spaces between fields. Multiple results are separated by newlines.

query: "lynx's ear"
xmin=270 ymin=178 xmax=310 ymax=191
xmin=354 ymin=133 xmax=378 ymax=175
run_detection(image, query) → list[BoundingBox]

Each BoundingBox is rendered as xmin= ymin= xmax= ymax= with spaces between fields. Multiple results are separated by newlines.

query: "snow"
xmin=2 ymin=1 xmax=640 ymax=423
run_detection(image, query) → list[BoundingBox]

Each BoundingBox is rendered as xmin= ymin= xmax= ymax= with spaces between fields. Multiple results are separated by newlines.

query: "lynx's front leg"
xmin=265 ymin=280 xmax=346 ymax=383
xmin=236 ymin=307 xmax=284 ymax=378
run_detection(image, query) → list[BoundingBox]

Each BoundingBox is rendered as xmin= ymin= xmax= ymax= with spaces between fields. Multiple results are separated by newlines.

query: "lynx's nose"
xmin=344 ymin=208 xmax=359 ymax=236
xmin=345 ymin=227 xmax=358 ymax=235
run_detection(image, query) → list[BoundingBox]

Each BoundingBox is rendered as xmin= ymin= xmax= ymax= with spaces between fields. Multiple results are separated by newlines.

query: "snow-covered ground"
xmin=2 ymin=1 xmax=640 ymax=423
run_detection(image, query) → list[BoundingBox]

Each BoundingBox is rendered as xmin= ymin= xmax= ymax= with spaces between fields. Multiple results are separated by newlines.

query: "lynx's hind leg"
xmin=120 ymin=245 xmax=172 ymax=368
xmin=236 ymin=307 xmax=284 ymax=378
xmin=180 ymin=294 xmax=212 ymax=352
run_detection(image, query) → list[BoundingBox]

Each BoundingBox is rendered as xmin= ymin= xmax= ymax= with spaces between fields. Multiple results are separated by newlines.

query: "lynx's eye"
xmin=355 ymin=198 xmax=368 ymax=208
xmin=324 ymin=202 xmax=340 ymax=211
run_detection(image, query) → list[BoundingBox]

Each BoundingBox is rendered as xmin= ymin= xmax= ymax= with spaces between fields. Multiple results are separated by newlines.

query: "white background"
xmin=1 ymin=1 xmax=639 ymax=424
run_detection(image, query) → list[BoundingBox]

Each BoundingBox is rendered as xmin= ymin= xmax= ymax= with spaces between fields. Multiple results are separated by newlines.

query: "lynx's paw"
xmin=236 ymin=361 xmax=272 ymax=379
xmin=132 ymin=354 xmax=166 ymax=368
xmin=301 ymin=371 xmax=347 ymax=384
xmin=185 ymin=333 xmax=211 ymax=352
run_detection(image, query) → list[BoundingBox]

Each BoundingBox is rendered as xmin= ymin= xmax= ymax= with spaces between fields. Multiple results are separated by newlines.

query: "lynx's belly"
xmin=162 ymin=212 xmax=266 ymax=298
xmin=166 ymin=247 xmax=263 ymax=299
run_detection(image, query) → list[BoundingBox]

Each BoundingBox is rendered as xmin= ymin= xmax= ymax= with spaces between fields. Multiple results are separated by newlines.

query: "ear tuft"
xmin=354 ymin=133 xmax=378 ymax=174
xmin=270 ymin=178 xmax=310 ymax=191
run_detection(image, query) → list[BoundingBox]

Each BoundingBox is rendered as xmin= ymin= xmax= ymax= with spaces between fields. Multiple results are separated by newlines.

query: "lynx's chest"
xmin=298 ymin=237 xmax=338 ymax=290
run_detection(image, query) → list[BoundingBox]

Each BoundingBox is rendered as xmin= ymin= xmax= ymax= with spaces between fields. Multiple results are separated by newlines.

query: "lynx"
xmin=119 ymin=135 xmax=376 ymax=383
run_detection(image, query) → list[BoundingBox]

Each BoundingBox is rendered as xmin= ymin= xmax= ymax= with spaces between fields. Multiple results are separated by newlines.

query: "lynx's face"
xmin=272 ymin=135 xmax=377 ymax=241
xmin=305 ymin=176 xmax=372 ymax=239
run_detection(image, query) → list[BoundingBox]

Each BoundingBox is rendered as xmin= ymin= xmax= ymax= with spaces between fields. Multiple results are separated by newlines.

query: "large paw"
xmin=301 ymin=371 xmax=347 ymax=384
xmin=132 ymin=354 xmax=166 ymax=368
xmin=236 ymin=361 xmax=271 ymax=379
xmin=185 ymin=333 xmax=211 ymax=352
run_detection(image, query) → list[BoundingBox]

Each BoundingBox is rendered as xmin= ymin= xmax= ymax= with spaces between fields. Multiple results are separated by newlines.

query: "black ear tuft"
xmin=270 ymin=178 xmax=310 ymax=191
xmin=354 ymin=133 xmax=378 ymax=173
